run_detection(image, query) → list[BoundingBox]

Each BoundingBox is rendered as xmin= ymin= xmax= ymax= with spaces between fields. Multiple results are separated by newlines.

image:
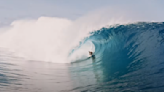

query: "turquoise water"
xmin=1 ymin=22 xmax=164 ymax=92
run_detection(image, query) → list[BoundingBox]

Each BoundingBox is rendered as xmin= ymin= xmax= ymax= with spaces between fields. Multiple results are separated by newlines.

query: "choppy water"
xmin=1 ymin=22 xmax=164 ymax=92
xmin=0 ymin=52 xmax=72 ymax=92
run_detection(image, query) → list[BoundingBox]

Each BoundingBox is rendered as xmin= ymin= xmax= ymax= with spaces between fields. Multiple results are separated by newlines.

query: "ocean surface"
xmin=1 ymin=22 xmax=164 ymax=92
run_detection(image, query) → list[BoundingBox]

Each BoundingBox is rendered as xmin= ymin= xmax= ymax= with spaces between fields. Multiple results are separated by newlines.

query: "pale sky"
xmin=0 ymin=0 xmax=164 ymax=26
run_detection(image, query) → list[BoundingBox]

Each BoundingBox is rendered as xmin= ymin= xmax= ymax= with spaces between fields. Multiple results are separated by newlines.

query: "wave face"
xmin=70 ymin=22 xmax=164 ymax=91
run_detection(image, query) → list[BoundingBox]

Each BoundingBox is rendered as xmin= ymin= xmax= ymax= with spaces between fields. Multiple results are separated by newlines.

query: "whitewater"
xmin=0 ymin=9 xmax=127 ymax=63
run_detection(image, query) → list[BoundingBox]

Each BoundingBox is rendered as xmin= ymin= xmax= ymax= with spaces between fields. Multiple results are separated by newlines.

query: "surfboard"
xmin=71 ymin=55 xmax=95 ymax=64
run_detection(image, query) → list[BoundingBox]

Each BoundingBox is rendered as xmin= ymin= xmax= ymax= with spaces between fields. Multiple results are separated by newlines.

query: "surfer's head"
xmin=89 ymin=51 xmax=93 ymax=55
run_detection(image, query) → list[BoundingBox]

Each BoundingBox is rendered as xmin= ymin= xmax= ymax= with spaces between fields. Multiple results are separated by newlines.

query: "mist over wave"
xmin=0 ymin=4 xmax=164 ymax=63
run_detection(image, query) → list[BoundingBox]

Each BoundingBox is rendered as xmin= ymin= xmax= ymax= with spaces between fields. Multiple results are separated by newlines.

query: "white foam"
xmin=0 ymin=17 xmax=73 ymax=63
xmin=0 ymin=10 xmax=129 ymax=63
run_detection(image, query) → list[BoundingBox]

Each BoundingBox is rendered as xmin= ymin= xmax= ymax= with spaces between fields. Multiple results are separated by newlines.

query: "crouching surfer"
xmin=89 ymin=51 xmax=95 ymax=60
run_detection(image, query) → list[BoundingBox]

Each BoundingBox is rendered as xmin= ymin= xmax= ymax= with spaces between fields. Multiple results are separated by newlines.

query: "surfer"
xmin=71 ymin=51 xmax=95 ymax=64
xmin=89 ymin=51 xmax=95 ymax=58
xmin=89 ymin=51 xmax=95 ymax=62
